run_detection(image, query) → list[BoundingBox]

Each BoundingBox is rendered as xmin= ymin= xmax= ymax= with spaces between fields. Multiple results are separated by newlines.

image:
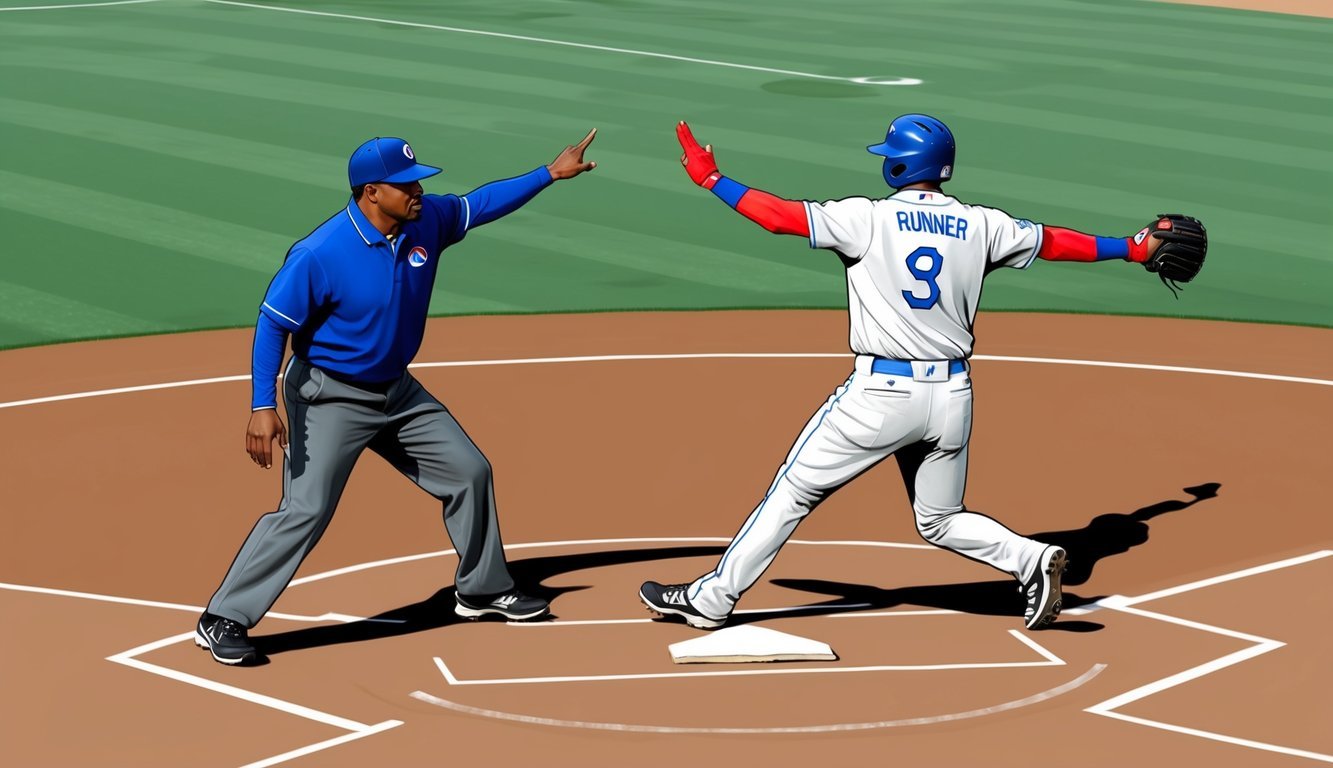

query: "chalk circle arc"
xmin=411 ymin=664 xmax=1106 ymax=734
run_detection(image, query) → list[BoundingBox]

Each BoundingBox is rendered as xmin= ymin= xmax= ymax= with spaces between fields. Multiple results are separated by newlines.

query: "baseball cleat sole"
xmin=1024 ymin=547 xmax=1067 ymax=630
xmin=453 ymin=604 xmax=550 ymax=621
xmin=639 ymin=588 xmax=726 ymax=630
xmin=194 ymin=631 xmax=257 ymax=666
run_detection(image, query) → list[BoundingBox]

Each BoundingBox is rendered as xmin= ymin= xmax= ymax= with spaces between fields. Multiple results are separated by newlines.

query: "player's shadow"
xmin=250 ymin=545 xmax=726 ymax=657
xmin=1034 ymin=481 xmax=1219 ymax=587
xmin=745 ymin=483 xmax=1221 ymax=632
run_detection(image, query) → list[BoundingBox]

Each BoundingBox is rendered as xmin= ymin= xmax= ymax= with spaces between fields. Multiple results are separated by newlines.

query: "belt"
xmin=870 ymin=358 xmax=966 ymax=376
xmin=316 ymin=364 xmax=399 ymax=394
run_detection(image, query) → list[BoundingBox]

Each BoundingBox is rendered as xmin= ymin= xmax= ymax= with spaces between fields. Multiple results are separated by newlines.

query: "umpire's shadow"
xmin=251 ymin=545 xmax=726 ymax=657
xmin=749 ymin=482 xmax=1221 ymax=633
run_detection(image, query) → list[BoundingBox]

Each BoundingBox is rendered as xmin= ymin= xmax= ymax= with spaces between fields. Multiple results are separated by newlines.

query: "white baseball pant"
xmin=688 ymin=355 xmax=1048 ymax=620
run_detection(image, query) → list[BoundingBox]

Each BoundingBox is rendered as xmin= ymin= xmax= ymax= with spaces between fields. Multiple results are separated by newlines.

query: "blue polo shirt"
xmin=260 ymin=194 xmax=466 ymax=383
xmin=250 ymin=165 xmax=555 ymax=409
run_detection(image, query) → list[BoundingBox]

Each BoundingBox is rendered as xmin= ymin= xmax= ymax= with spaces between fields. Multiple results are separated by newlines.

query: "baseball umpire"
xmin=640 ymin=116 xmax=1205 ymax=632
xmin=196 ymin=130 xmax=598 ymax=665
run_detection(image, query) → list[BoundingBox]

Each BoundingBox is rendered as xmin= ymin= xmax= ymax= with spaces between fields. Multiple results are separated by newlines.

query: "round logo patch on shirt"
xmin=403 ymin=143 xmax=415 ymax=160
xmin=408 ymin=246 xmax=428 ymax=267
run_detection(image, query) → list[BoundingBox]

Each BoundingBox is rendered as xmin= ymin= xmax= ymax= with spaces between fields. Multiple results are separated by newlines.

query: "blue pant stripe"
xmin=692 ymin=373 xmax=855 ymax=599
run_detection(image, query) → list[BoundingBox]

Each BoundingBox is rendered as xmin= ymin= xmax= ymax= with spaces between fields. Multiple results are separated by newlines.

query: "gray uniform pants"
xmin=208 ymin=357 xmax=515 ymax=627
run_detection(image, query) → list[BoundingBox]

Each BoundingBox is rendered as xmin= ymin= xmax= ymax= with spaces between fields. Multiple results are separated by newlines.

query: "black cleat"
xmin=639 ymin=581 xmax=727 ymax=630
xmin=455 ymin=590 xmax=550 ymax=621
xmin=195 ymin=612 xmax=258 ymax=665
xmin=1021 ymin=546 xmax=1067 ymax=630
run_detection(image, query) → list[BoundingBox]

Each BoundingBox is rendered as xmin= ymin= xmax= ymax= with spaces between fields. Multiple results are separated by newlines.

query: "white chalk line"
xmin=1085 ymin=551 xmax=1333 ymax=763
xmin=41 ymin=542 xmax=1328 ymax=756
xmin=2 ymin=351 xmax=1329 ymax=411
xmin=0 ymin=0 xmax=159 ymax=10
xmin=431 ymin=627 xmax=1064 ymax=686
xmin=0 ymin=581 xmax=404 ymax=624
xmin=410 ymin=663 xmax=1106 ymax=735
xmin=0 ymin=581 xmax=405 ymax=766
xmin=237 ymin=721 xmax=404 ymax=768
xmin=9 ymin=536 xmax=961 ymax=765
xmin=1110 ymin=549 xmax=1332 ymax=608
xmin=199 ymin=0 xmax=921 ymax=86
xmin=108 ymin=634 xmax=384 ymax=732
xmin=5 ymin=352 xmax=1326 ymax=757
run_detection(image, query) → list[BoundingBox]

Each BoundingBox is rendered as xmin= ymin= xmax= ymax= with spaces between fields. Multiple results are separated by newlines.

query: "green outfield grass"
xmin=1 ymin=0 xmax=1329 ymax=349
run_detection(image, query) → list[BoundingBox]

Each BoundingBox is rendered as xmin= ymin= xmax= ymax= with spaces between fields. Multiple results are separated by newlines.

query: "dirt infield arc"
xmin=1 ymin=310 xmax=1330 ymax=767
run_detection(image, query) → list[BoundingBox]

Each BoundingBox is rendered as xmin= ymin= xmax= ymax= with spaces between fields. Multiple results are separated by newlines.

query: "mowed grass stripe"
xmin=0 ymin=46 xmax=694 ymax=150
xmin=464 ymin=211 xmax=843 ymax=293
xmin=1020 ymin=84 xmax=1333 ymax=136
xmin=0 ymin=279 xmax=173 ymax=342
xmin=572 ymin=5 xmax=1328 ymax=77
xmin=0 ymin=63 xmax=1311 ymax=261
xmin=181 ymin=1 xmax=1333 ymax=99
xmin=0 ymin=92 xmax=846 ymax=292
xmin=1 ymin=0 xmax=1328 ymax=340
xmin=80 ymin=7 xmax=1332 ymax=171
xmin=680 ymin=0 xmax=1330 ymax=38
xmin=0 ymin=96 xmax=339 ymax=189
xmin=4 ymin=22 xmax=722 ymax=133
xmin=0 ymin=170 xmax=289 ymax=272
xmin=38 ymin=6 xmax=1325 ymax=178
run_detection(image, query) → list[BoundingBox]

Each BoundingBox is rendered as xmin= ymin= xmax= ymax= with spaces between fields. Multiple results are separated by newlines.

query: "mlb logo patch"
xmin=408 ymin=246 xmax=428 ymax=267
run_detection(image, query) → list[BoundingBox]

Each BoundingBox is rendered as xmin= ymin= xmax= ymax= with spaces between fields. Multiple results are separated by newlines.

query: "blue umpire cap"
xmin=348 ymin=137 xmax=442 ymax=187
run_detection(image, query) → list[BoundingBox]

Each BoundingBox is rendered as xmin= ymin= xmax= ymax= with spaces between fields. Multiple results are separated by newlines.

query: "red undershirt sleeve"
xmin=734 ymin=189 xmax=810 ymax=237
xmin=1039 ymin=225 xmax=1150 ymax=263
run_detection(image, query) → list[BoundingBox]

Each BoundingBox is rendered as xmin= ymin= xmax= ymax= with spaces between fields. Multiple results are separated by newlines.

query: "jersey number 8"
xmin=902 ymin=246 xmax=943 ymax=310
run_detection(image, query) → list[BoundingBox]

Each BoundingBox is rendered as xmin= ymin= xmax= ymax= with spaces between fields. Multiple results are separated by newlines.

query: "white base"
xmin=669 ymin=625 xmax=836 ymax=664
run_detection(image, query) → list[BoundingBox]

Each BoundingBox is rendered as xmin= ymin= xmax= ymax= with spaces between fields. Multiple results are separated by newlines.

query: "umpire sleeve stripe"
xmin=262 ymin=302 xmax=302 ymax=328
xmin=462 ymin=196 xmax=472 ymax=231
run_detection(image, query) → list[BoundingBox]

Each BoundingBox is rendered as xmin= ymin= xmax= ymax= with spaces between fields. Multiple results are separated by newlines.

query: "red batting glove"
xmin=677 ymin=121 xmax=721 ymax=189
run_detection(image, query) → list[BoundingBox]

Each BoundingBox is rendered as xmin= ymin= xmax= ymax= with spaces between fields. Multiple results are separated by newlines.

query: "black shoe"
xmin=1021 ymin=546 xmax=1067 ymax=630
xmin=195 ymin=612 xmax=258 ymax=665
xmin=455 ymin=590 xmax=550 ymax=621
xmin=639 ymin=581 xmax=726 ymax=630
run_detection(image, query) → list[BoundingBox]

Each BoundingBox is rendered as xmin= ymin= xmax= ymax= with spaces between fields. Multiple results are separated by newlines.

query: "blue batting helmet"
xmin=867 ymin=114 xmax=955 ymax=188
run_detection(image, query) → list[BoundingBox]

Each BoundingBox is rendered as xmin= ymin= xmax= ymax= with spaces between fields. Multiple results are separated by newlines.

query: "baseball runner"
xmin=640 ymin=116 xmax=1206 ymax=631
xmin=196 ymin=130 xmax=598 ymax=665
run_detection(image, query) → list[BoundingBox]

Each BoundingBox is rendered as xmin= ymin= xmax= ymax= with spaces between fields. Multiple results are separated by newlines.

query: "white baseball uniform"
xmin=689 ymin=189 xmax=1052 ymax=619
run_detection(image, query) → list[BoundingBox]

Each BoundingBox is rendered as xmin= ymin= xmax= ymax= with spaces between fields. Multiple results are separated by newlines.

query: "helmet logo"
xmin=403 ymin=143 xmax=415 ymax=159
xmin=940 ymin=165 xmax=952 ymax=179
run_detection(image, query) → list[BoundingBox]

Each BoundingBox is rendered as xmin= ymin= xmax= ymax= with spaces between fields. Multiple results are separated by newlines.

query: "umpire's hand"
xmin=547 ymin=128 xmax=597 ymax=180
xmin=246 ymin=409 xmax=288 ymax=470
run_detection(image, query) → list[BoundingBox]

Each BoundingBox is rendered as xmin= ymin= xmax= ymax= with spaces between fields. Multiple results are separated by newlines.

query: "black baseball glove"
xmin=1142 ymin=213 xmax=1207 ymax=295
